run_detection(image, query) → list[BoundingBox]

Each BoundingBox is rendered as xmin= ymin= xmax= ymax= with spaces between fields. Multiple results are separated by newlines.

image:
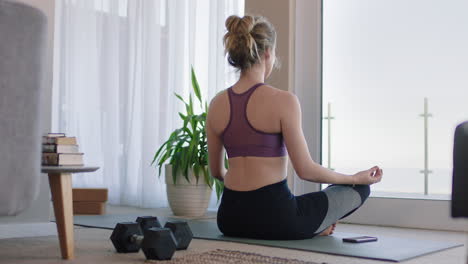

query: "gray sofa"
xmin=0 ymin=0 xmax=47 ymax=215
xmin=452 ymin=121 xmax=468 ymax=218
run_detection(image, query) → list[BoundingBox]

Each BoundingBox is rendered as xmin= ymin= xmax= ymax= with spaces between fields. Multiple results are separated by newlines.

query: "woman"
xmin=206 ymin=15 xmax=383 ymax=240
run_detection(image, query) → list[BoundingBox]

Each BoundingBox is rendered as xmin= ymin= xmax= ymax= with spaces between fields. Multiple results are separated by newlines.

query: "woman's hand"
xmin=352 ymin=166 xmax=383 ymax=185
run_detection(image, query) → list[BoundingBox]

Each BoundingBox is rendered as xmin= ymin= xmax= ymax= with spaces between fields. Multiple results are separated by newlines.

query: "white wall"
xmin=245 ymin=0 xmax=294 ymax=92
xmin=0 ymin=0 xmax=55 ymax=223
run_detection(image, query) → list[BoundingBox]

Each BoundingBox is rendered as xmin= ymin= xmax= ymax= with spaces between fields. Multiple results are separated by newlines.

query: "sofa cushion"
xmin=0 ymin=0 xmax=47 ymax=215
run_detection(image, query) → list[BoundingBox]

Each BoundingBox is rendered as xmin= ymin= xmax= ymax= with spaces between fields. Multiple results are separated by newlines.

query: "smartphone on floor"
xmin=342 ymin=236 xmax=378 ymax=243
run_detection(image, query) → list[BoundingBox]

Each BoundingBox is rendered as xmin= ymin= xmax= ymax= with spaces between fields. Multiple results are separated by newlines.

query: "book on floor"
xmin=72 ymin=188 xmax=108 ymax=202
xmin=73 ymin=201 xmax=106 ymax=215
xmin=72 ymin=188 xmax=108 ymax=215
xmin=42 ymin=144 xmax=79 ymax=153
xmin=42 ymin=153 xmax=84 ymax=166
xmin=42 ymin=136 xmax=77 ymax=145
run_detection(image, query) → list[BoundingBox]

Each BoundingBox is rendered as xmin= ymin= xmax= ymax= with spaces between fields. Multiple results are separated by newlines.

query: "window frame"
xmin=293 ymin=0 xmax=467 ymax=231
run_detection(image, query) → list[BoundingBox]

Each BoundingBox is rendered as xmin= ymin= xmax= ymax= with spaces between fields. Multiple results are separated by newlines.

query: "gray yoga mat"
xmin=72 ymin=214 xmax=463 ymax=262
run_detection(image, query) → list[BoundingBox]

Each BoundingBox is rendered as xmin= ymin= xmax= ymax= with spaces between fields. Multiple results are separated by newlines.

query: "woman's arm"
xmin=281 ymin=92 xmax=382 ymax=185
xmin=206 ymin=97 xmax=226 ymax=182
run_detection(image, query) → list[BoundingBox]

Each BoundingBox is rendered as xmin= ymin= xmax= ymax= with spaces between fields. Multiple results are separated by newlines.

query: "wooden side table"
xmin=42 ymin=166 xmax=99 ymax=260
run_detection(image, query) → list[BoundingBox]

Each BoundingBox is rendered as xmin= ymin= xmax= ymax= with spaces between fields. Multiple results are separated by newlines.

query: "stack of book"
xmin=42 ymin=133 xmax=84 ymax=166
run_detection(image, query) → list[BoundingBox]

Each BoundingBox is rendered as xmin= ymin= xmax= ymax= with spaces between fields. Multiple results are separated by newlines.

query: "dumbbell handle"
xmin=129 ymin=234 xmax=144 ymax=245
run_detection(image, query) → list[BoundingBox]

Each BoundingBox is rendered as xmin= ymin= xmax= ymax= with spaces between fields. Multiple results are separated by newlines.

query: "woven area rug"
xmin=156 ymin=249 xmax=320 ymax=264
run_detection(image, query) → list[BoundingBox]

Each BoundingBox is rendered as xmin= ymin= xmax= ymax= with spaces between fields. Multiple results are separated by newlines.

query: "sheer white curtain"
xmin=52 ymin=0 xmax=244 ymax=208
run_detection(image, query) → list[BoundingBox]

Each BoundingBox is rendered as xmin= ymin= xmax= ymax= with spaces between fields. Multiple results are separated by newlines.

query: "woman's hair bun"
xmin=223 ymin=15 xmax=276 ymax=71
xmin=225 ymin=15 xmax=255 ymax=36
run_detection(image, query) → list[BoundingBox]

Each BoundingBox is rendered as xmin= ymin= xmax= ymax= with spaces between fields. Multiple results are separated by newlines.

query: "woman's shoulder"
xmin=209 ymin=89 xmax=229 ymax=107
xmin=215 ymin=88 xmax=229 ymax=97
xmin=208 ymin=85 xmax=299 ymax=109
xmin=259 ymin=84 xmax=299 ymax=106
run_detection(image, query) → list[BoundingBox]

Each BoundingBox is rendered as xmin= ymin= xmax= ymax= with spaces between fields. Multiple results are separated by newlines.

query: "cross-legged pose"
xmin=206 ymin=15 xmax=383 ymax=240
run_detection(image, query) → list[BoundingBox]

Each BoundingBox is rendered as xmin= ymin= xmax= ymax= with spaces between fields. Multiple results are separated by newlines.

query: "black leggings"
xmin=217 ymin=179 xmax=370 ymax=240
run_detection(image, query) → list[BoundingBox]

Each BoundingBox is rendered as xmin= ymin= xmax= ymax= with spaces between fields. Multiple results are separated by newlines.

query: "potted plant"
xmin=152 ymin=67 xmax=224 ymax=217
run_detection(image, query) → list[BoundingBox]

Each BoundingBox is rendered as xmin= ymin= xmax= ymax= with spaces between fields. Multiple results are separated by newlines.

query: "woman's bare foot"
xmin=318 ymin=223 xmax=337 ymax=236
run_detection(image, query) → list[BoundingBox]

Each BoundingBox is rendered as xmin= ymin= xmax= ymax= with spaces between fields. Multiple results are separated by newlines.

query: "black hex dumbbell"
xmin=164 ymin=220 xmax=193 ymax=250
xmin=110 ymin=216 xmax=163 ymax=253
xmin=110 ymin=216 xmax=177 ymax=260
xmin=136 ymin=216 xmax=193 ymax=250
xmin=141 ymin=227 xmax=177 ymax=260
xmin=136 ymin=216 xmax=162 ymax=231
xmin=110 ymin=216 xmax=194 ymax=260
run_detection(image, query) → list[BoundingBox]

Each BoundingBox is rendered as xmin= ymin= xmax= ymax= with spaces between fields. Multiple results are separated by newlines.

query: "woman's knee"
xmin=325 ymin=184 xmax=370 ymax=201
xmin=352 ymin=184 xmax=370 ymax=203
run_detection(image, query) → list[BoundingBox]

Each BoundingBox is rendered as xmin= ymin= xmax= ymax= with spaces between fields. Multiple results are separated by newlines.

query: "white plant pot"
xmin=165 ymin=164 xmax=212 ymax=217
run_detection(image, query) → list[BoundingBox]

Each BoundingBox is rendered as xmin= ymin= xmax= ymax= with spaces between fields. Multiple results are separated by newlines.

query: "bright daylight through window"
xmin=322 ymin=0 xmax=468 ymax=198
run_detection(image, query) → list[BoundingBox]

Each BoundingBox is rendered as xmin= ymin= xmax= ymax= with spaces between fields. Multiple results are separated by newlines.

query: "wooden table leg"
xmin=48 ymin=173 xmax=74 ymax=260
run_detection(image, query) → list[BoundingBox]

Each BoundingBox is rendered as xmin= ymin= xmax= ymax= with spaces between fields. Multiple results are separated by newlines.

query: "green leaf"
xmin=174 ymin=92 xmax=188 ymax=106
xmin=157 ymin=150 xmax=172 ymax=176
xmin=191 ymin=66 xmax=202 ymax=106
xmin=181 ymin=147 xmax=191 ymax=183
xmin=152 ymin=141 xmax=167 ymax=165
xmin=178 ymin=112 xmax=187 ymax=120
xmin=190 ymin=117 xmax=197 ymax=136
xmin=188 ymin=93 xmax=194 ymax=116
xmin=202 ymin=167 xmax=212 ymax=189
xmin=215 ymin=178 xmax=224 ymax=201
xmin=188 ymin=136 xmax=196 ymax=160
xmin=193 ymin=163 xmax=200 ymax=184
xmin=194 ymin=114 xmax=205 ymax=122
xmin=172 ymin=152 xmax=181 ymax=185
xmin=182 ymin=118 xmax=189 ymax=130
xmin=224 ymin=153 xmax=229 ymax=169
xmin=183 ymin=127 xmax=193 ymax=137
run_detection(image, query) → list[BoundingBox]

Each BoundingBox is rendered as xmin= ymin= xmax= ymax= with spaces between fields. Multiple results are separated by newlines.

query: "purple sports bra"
xmin=221 ymin=83 xmax=287 ymax=158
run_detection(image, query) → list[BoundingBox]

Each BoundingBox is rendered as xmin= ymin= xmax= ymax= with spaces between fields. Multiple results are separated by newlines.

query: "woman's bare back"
xmin=208 ymin=83 xmax=289 ymax=191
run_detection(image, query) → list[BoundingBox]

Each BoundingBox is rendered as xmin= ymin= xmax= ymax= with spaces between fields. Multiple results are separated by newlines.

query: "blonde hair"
xmin=223 ymin=15 xmax=277 ymax=71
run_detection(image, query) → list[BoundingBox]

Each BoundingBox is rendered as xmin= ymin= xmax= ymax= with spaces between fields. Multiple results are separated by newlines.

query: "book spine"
xmin=45 ymin=133 xmax=66 ymax=138
xmin=42 ymin=144 xmax=79 ymax=153
xmin=42 ymin=137 xmax=77 ymax=145
xmin=42 ymin=153 xmax=59 ymax=165
xmin=42 ymin=137 xmax=54 ymax=145
xmin=42 ymin=153 xmax=84 ymax=166
xmin=42 ymin=144 xmax=57 ymax=153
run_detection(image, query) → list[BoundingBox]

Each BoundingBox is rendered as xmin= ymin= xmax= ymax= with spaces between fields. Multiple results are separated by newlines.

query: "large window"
xmin=322 ymin=0 xmax=468 ymax=198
